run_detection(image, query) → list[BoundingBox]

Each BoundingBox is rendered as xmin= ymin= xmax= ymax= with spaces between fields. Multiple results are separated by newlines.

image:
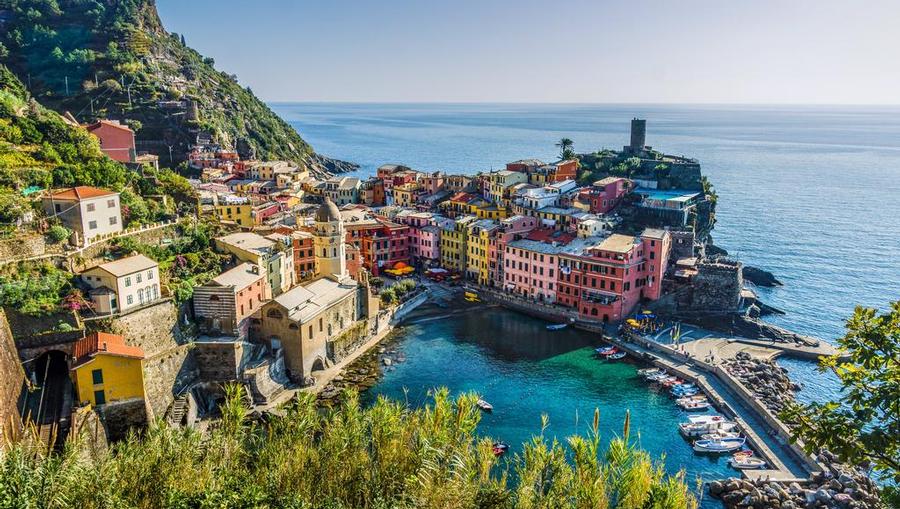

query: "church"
xmin=254 ymin=199 xmax=380 ymax=384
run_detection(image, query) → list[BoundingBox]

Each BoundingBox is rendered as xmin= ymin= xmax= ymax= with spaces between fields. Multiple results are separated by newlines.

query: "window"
xmin=55 ymin=204 xmax=61 ymax=213
xmin=88 ymin=220 xmax=98 ymax=230
xmin=136 ymin=273 xmax=142 ymax=283
xmin=107 ymin=199 xmax=116 ymax=208
xmin=91 ymin=369 xmax=103 ymax=385
xmin=125 ymin=277 xmax=131 ymax=287
xmin=148 ymin=270 xmax=154 ymax=280
xmin=109 ymin=216 xmax=118 ymax=225
xmin=86 ymin=203 xmax=96 ymax=212
xmin=267 ymin=309 xmax=283 ymax=319
xmin=94 ymin=390 xmax=106 ymax=405
xmin=127 ymin=295 xmax=133 ymax=305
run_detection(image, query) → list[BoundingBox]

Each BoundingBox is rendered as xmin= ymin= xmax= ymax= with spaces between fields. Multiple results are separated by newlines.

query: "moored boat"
xmin=492 ymin=441 xmax=510 ymax=456
xmin=675 ymin=395 xmax=707 ymax=405
xmin=638 ymin=367 xmax=661 ymax=376
xmin=476 ymin=399 xmax=493 ymax=412
xmin=700 ymin=431 xmax=741 ymax=440
xmin=678 ymin=399 xmax=711 ymax=411
xmin=595 ymin=346 xmax=616 ymax=355
xmin=692 ymin=437 xmax=746 ymax=453
xmin=608 ymin=351 xmax=627 ymax=360
xmin=729 ymin=455 xmax=767 ymax=470
xmin=546 ymin=323 xmax=568 ymax=331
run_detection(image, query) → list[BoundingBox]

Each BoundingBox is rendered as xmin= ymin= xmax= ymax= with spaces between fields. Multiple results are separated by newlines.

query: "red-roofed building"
xmin=42 ymin=186 xmax=122 ymax=246
xmin=578 ymin=177 xmax=633 ymax=214
xmin=70 ymin=332 xmax=146 ymax=407
xmin=84 ymin=120 xmax=135 ymax=163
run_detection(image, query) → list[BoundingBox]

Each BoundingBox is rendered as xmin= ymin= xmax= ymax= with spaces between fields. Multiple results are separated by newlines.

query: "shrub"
xmin=0 ymin=388 xmax=698 ymax=508
xmin=46 ymin=224 xmax=69 ymax=243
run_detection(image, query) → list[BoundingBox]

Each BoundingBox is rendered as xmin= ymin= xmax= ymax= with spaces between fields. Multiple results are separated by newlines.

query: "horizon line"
xmin=265 ymin=100 xmax=900 ymax=108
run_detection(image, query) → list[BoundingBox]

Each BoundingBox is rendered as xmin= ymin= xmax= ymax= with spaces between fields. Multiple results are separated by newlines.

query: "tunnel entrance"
xmin=22 ymin=350 xmax=74 ymax=448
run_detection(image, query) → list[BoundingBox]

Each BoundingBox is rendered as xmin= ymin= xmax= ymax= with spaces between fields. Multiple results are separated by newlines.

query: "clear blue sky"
xmin=157 ymin=0 xmax=900 ymax=104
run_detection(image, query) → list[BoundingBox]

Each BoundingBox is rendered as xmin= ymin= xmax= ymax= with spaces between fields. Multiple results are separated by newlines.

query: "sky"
xmin=156 ymin=0 xmax=900 ymax=104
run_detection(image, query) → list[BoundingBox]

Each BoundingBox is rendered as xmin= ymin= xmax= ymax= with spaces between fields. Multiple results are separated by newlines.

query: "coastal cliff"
xmin=0 ymin=0 xmax=356 ymax=175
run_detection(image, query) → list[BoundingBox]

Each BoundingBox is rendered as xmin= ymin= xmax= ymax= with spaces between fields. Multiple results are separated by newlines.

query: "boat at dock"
xmin=692 ymin=437 xmax=746 ymax=453
xmin=679 ymin=415 xmax=738 ymax=437
xmin=675 ymin=395 xmax=707 ymax=404
xmin=729 ymin=455 xmax=767 ymax=469
xmin=678 ymin=399 xmax=711 ymax=411
xmin=595 ymin=345 xmax=616 ymax=355
xmin=608 ymin=351 xmax=627 ymax=360
xmin=546 ymin=323 xmax=568 ymax=331
xmin=700 ymin=431 xmax=741 ymax=440
xmin=638 ymin=367 xmax=661 ymax=376
xmin=476 ymin=399 xmax=493 ymax=412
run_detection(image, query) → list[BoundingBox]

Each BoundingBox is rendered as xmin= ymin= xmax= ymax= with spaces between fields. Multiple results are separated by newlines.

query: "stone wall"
xmin=106 ymin=300 xmax=198 ymax=420
xmin=72 ymin=224 xmax=182 ymax=272
xmin=685 ymin=258 xmax=743 ymax=313
xmin=193 ymin=341 xmax=243 ymax=381
xmin=0 ymin=309 xmax=24 ymax=443
xmin=0 ymin=233 xmax=62 ymax=265
xmin=97 ymin=398 xmax=148 ymax=441
xmin=69 ymin=405 xmax=108 ymax=453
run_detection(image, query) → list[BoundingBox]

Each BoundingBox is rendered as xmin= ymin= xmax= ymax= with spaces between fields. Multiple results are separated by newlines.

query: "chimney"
xmin=251 ymin=265 xmax=260 ymax=275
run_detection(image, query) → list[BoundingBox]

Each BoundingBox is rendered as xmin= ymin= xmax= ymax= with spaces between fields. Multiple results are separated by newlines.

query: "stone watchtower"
xmin=314 ymin=198 xmax=347 ymax=280
xmin=627 ymin=118 xmax=647 ymax=154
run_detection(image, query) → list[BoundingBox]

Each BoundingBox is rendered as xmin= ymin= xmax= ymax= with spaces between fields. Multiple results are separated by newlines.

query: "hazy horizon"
xmin=157 ymin=0 xmax=900 ymax=105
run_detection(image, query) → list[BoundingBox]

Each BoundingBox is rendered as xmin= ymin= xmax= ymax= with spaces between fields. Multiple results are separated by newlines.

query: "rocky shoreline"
xmin=315 ymin=332 xmax=404 ymax=406
xmin=307 ymin=152 xmax=360 ymax=179
xmin=723 ymin=352 xmax=800 ymax=415
xmin=710 ymin=451 xmax=884 ymax=509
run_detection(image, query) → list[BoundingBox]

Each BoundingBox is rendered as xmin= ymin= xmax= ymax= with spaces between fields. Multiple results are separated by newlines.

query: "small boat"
xmin=693 ymin=437 xmax=746 ymax=453
xmin=670 ymin=385 xmax=697 ymax=394
xmin=675 ymin=395 xmax=707 ymax=405
xmin=679 ymin=415 xmax=737 ymax=437
xmin=678 ymin=399 xmax=711 ymax=411
xmin=638 ymin=367 xmax=661 ymax=376
xmin=733 ymin=449 xmax=753 ymax=457
xmin=546 ymin=323 xmax=568 ymax=331
xmin=597 ymin=348 xmax=620 ymax=358
xmin=671 ymin=387 xmax=699 ymax=397
xmin=476 ymin=399 xmax=493 ymax=412
xmin=700 ymin=431 xmax=741 ymax=440
xmin=608 ymin=351 xmax=627 ymax=360
xmin=730 ymin=455 xmax=767 ymax=470
xmin=654 ymin=375 xmax=678 ymax=384
xmin=661 ymin=378 xmax=685 ymax=388
xmin=645 ymin=371 xmax=669 ymax=381
xmin=492 ymin=442 xmax=510 ymax=456
xmin=595 ymin=346 xmax=616 ymax=355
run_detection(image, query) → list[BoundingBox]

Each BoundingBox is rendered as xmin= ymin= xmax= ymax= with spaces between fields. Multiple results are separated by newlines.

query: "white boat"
xmin=700 ymin=431 xmax=740 ymax=440
xmin=729 ymin=455 xmax=767 ymax=470
xmin=476 ymin=399 xmax=493 ymax=412
xmin=675 ymin=395 xmax=707 ymax=405
xmin=645 ymin=372 xmax=669 ymax=381
xmin=679 ymin=416 xmax=737 ymax=437
xmin=693 ymin=437 xmax=746 ymax=453
xmin=608 ymin=351 xmax=627 ymax=360
xmin=546 ymin=323 xmax=568 ymax=331
xmin=678 ymin=399 xmax=711 ymax=411
xmin=638 ymin=367 xmax=661 ymax=376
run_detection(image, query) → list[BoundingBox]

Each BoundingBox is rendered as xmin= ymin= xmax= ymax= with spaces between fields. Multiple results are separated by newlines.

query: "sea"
xmin=271 ymin=103 xmax=900 ymax=496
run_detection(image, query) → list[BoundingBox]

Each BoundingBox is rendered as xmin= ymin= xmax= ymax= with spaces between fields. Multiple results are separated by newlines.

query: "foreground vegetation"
xmin=782 ymin=300 xmax=900 ymax=506
xmin=1 ymin=388 xmax=698 ymax=509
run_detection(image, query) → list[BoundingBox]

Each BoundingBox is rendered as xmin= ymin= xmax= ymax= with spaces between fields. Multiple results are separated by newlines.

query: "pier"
xmin=473 ymin=285 xmax=825 ymax=482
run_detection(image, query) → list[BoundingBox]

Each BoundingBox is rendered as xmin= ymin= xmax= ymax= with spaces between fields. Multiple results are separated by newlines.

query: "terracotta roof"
xmin=71 ymin=332 xmax=144 ymax=369
xmin=47 ymin=186 xmax=117 ymax=201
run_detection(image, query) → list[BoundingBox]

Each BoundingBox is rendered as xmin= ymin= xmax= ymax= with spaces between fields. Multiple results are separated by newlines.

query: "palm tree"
xmin=556 ymin=138 xmax=574 ymax=160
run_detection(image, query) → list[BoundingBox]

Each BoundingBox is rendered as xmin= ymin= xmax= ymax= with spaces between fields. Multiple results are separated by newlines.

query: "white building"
xmin=42 ymin=186 xmax=122 ymax=246
xmin=81 ymin=254 xmax=160 ymax=314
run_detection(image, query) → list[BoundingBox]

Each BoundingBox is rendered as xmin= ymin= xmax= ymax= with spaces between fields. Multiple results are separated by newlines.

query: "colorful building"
xmin=577 ymin=177 xmax=633 ymax=214
xmin=465 ymin=219 xmax=499 ymax=284
xmin=81 ymin=254 xmax=161 ymax=315
xmin=42 ymin=186 xmax=123 ymax=246
xmin=214 ymin=196 xmax=253 ymax=226
xmin=556 ymin=229 xmax=671 ymax=322
xmin=502 ymin=229 xmax=581 ymax=303
xmin=193 ymin=262 xmax=269 ymax=338
xmin=71 ymin=332 xmax=145 ymax=407
xmin=439 ymin=215 xmax=476 ymax=272
xmin=84 ymin=120 xmax=135 ymax=163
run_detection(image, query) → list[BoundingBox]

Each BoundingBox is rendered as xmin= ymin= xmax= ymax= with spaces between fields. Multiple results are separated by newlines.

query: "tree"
xmin=556 ymin=137 xmax=574 ymax=160
xmin=781 ymin=302 xmax=900 ymax=486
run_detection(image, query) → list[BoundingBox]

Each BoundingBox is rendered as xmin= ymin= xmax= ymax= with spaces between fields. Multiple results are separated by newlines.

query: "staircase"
xmin=168 ymin=394 xmax=189 ymax=426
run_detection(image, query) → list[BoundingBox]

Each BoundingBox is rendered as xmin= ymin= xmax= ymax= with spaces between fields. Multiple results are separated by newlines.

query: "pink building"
xmin=489 ymin=215 xmax=539 ymax=287
xmin=578 ymin=177 xmax=633 ymax=214
xmin=84 ymin=120 xmax=135 ymax=163
xmin=395 ymin=211 xmax=441 ymax=267
xmin=557 ymin=229 xmax=671 ymax=322
xmin=192 ymin=262 xmax=269 ymax=338
xmin=421 ymin=172 xmax=445 ymax=194
xmin=502 ymin=229 xmax=577 ymax=303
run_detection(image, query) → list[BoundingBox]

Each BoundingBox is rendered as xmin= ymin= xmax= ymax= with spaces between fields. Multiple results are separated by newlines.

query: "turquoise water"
xmin=362 ymin=306 xmax=733 ymax=505
xmin=273 ymin=102 xmax=900 ymax=404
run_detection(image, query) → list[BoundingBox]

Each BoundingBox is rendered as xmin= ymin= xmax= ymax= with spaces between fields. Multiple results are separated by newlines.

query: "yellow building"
xmin=394 ymin=182 xmax=421 ymax=208
xmin=440 ymin=215 xmax=476 ymax=272
xmin=71 ymin=332 xmax=145 ymax=406
xmin=469 ymin=197 xmax=508 ymax=220
xmin=465 ymin=219 xmax=497 ymax=284
xmin=485 ymin=170 xmax=528 ymax=204
xmin=215 ymin=199 xmax=253 ymax=227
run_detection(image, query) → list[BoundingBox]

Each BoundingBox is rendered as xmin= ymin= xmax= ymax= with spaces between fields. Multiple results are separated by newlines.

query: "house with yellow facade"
xmin=485 ymin=170 xmax=528 ymax=205
xmin=393 ymin=181 xmax=421 ymax=208
xmin=71 ymin=332 xmax=145 ymax=406
xmin=214 ymin=196 xmax=253 ymax=226
xmin=465 ymin=219 xmax=498 ymax=284
xmin=439 ymin=215 xmax=477 ymax=272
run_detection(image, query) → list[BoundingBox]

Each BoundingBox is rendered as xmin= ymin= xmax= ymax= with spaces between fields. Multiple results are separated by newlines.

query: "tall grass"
xmin=0 ymin=387 xmax=698 ymax=509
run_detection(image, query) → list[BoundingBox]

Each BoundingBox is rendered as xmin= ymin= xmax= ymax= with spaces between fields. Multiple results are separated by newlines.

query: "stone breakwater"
xmin=723 ymin=352 xmax=801 ymax=415
xmin=316 ymin=335 xmax=405 ymax=406
xmin=709 ymin=450 xmax=884 ymax=509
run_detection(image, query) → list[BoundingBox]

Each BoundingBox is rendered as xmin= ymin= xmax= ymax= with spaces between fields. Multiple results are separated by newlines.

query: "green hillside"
xmin=0 ymin=0 xmax=354 ymax=173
